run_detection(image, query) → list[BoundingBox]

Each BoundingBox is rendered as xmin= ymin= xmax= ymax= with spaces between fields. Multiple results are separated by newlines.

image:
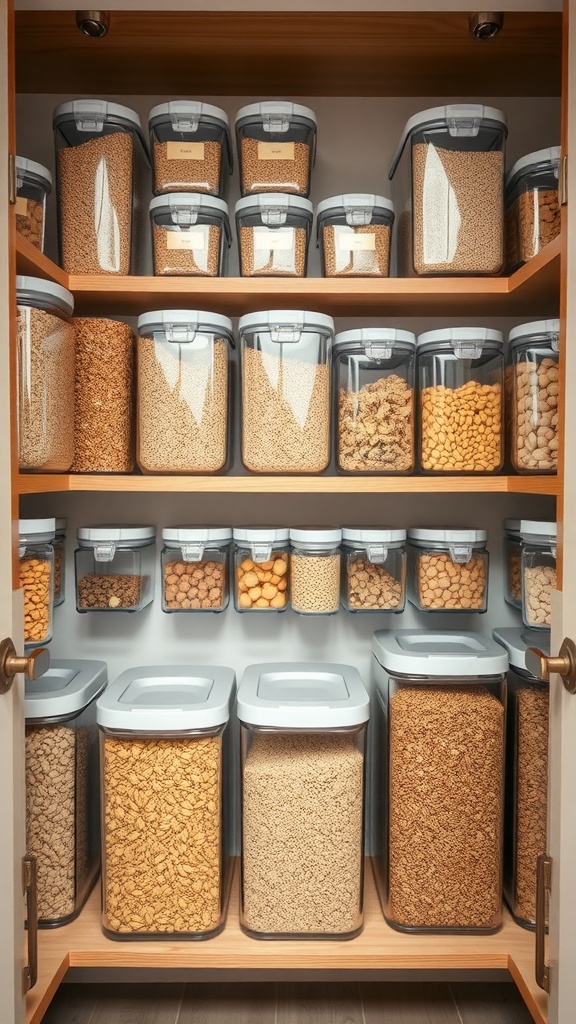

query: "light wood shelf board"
xmin=15 ymin=236 xmax=68 ymax=290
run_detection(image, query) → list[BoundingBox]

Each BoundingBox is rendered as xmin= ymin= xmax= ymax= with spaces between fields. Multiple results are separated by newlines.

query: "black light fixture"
xmin=76 ymin=11 xmax=110 ymax=37
xmin=469 ymin=12 xmax=504 ymax=40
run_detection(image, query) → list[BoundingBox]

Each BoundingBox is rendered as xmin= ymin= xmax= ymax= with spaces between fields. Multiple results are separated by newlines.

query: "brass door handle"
xmin=0 ymin=638 xmax=50 ymax=695
xmin=526 ymin=637 xmax=576 ymax=694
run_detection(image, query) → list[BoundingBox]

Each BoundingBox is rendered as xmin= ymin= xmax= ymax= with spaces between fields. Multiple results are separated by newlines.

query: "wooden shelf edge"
xmin=15 ymin=236 xmax=68 ymax=289
xmin=508 ymin=235 xmax=562 ymax=295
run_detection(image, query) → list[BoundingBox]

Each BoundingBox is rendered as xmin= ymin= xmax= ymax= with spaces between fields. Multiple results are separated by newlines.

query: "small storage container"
xmin=149 ymin=101 xmax=232 ymax=197
xmin=334 ymin=329 xmax=416 ymax=474
xmin=519 ymin=520 xmax=556 ymax=629
xmin=290 ymin=527 xmax=341 ymax=615
xmin=508 ymin=319 xmax=559 ymax=474
xmin=162 ymin=527 xmax=231 ymax=612
xmin=504 ymin=519 xmax=522 ymax=610
xmin=493 ymin=627 xmax=549 ymax=931
xmin=97 ymin=665 xmax=235 ymax=939
xmin=17 ymin=276 xmax=75 ymax=473
xmin=54 ymin=99 xmax=149 ymax=275
xmin=53 ymin=517 xmax=66 ymax=607
xmin=20 ymin=519 xmax=55 ymax=647
xmin=389 ymin=104 xmax=507 ymax=276
xmin=236 ymin=194 xmax=312 ymax=277
xmin=150 ymin=194 xmax=231 ymax=277
xmin=317 ymin=194 xmax=395 ymax=278
xmin=372 ymin=630 xmax=507 ymax=933
xmin=506 ymin=147 xmax=561 ymax=270
xmin=75 ymin=526 xmax=156 ymax=612
xmin=137 ymin=310 xmax=234 ymax=474
xmin=236 ymin=102 xmax=317 ymax=197
xmin=239 ymin=310 xmax=333 ymax=473
xmin=15 ymin=156 xmax=51 ymax=251
xmin=233 ymin=528 xmax=289 ymax=611
xmin=25 ymin=659 xmax=107 ymax=926
xmin=408 ymin=528 xmax=489 ymax=612
xmin=418 ymin=328 xmax=504 ymax=473
xmin=341 ymin=528 xmax=406 ymax=612
xmin=238 ymin=662 xmax=369 ymax=938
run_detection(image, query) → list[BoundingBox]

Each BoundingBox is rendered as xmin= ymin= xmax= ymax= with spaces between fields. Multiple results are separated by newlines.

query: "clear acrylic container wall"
xmin=503 ymin=525 xmax=522 ymax=610
xmin=149 ymin=101 xmax=232 ymax=197
xmin=521 ymin=528 xmax=556 ymax=629
xmin=15 ymin=157 xmax=51 ymax=251
xmin=317 ymin=195 xmax=394 ymax=278
xmin=408 ymin=530 xmax=489 ymax=612
xmin=236 ymin=102 xmax=316 ymax=197
xmin=75 ymin=528 xmax=156 ymax=612
xmin=341 ymin=533 xmax=406 ymax=613
xmin=19 ymin=520 xmax=55 ymax=648
xmin=505 ymin=147 xmax=561 ymax=270
xmin=53 ymin=520 xmax=66 ymax=607
xmin=234 ymin=530 xmax=290 ymax=611
xmin=236 ymin=195 xmax=313 ymax=277
xmin=508 ymin=320 xmax=559 ymax=475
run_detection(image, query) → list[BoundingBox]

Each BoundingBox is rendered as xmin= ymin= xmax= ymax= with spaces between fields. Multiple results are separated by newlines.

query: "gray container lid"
xmin=236 ymin=193 xmax=313 ymax=219
xmin=408 ymin=527 xmax=487 ymax=546
xmin=54 ymin=98 xmax=142 ymax=132
xmin=97 ymin=665 xmax=235 ymax=731
xmin=238 ymin=309 xmax=334 ymax=336
xmin=237 ymin=662 xmax=369 ymax=728
xmin=149 ymin=193 xmax=229 ymax=217
xmin=316 ymin=193 xmax=395 ymax=219
xmin=137 ymin=309 xmax=234 ymax=344
xmin=25 ymin=659 xmax=107 ymax=720
xmin=334 ymin=328 xmax=416 ymax=355
xmin=77 ymin=526 xmax=155 ymax=548
xmin=342 ymin=528 xmax=406 ymax=545
xmin=149 ymin=100 xmax=230 ymax=129
xmin=492 ymin=627 xmax=550 ymax=673
xmin=417 ymin=327 xmax=503 ymax=355
xmin=372 ymin=630 xmax=508 ymax=677
xmin=389 ymin=104 xmax=507 ymax=179
xmin=235 ymin=101 xmax=317 ymax=127
xmin=16 ymin=276 xmax=74 ymax=318
xmin=506 ymin=146 xmax=561 ymax=190
xmin=508 ymin=319 xmax=560 ymax=349
xmin=15 ymin=156 xmax=52 ymax=190
xmin=19 ymin=518 xmax=56 ymax=543
xmin=518 ymin=520 xmax=557 ymax=544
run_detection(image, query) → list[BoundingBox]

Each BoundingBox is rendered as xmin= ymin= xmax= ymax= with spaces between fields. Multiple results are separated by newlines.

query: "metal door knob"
xmin=526 ymin=637 xmax=576 ymax=693
xmin=0 ymin=638 xmax=50 ymax=695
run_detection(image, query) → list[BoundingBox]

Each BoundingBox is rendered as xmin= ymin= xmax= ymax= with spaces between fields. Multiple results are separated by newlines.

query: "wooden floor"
xmin=41 ymin=980 xmax=534 ymax=1023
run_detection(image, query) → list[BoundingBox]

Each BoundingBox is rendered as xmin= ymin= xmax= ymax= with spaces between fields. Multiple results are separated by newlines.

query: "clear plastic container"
xmin=16 ymin=276 xmax=75 ymax=473
xmin=149 ymin=101 xmax=232 ymax=197
xmin=408 ymin=528 xmax=489 ymax=613
xmin=506 ymin=147 xmax=561 ymax=270
xmin=20 ymin=519 xmax=55 ymax=648
xmin=239 ymin=310 xmax=333 ymax=473
xmin=417 ymin=328 xmax=504 ymax=473
xmin=97 ymin=665 xmax=235 ymax=939
xmin=238 ymin=662 xmax=369 ymax=938
xmin=519 ymin=520 xmax=556 ymax=630
xmin=493 ymin=628 xmax=549 ymax=931
xmin=341 ymin=528 xmax=406 ymax=613
xmin=372 ymin=630 xmax=507 ymax=933
xmin=233 ymin=528 xmax=290 ymax=611
xmin=53 ymin=99 xmax=150 ymax=275
xmin=504 ymin=518 xmax=522 ymax=610
xmin=236 ymin=102 xmax=317 ymax=197
xmin=334 ymin=329 xmax=416 ymax=474
xmin=15 ymin=156 xmax=52 ymax=251
xmin=150 ymin=194 xmax=231 ymax=277
xmin=508 ymin=319 xmax=559 ymax=474
xmin=317 ymin=194 xmax=395 ymax=278
xmin=290 ymin=527 xmax=341 ymax=615
xmin=25 ymin=659 xmax=107 ymax=926
xmin=389 ymin=104 xmax=507 ymax=276
xmin=162 ymin=527 xmax=231 ymax=612
xmin=75 ymin=526 xmax=156 ymax=613
xmin=53 ymin=517 xmax=66 ymax=607
xmin=137 ymin=310 xmax=234 ymax=474
xmin=236 ymin=194 xmax=312 ymax=277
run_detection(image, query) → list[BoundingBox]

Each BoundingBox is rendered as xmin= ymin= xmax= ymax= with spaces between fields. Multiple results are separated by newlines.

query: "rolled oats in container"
xmin=519 ymin=520 xmax=556 ymax=630
xmin=150 ymin=194 xmax=231 ymax=277
xmin=317 ymin=194 xmax=394 ymax=277
xmin=341 ymin=528 xmax=406 ymax=612
xmin=15 ymin=156 xmax=52 ymax=251
xmin=236 ymin=194 xmax=312 ymax=277
xmin=408 ymin=527 xmax=489 ymax=613
xmin=235 ymin=102 xmax=316 ymax=197
xmin=149 ymin=101 xmax=232 ymax=197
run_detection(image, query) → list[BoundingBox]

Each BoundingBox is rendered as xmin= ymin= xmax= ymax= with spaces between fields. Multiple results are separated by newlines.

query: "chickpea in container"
xmin=233 ymin=528 xmax=290 ymax=611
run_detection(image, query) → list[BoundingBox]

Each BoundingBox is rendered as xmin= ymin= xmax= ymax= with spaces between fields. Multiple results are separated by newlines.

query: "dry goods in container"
xmin=162 ymin=527 xmax=231 ymax=612
xmin=149 ymin=101 xmax=232 ymax=197
xmin=15 ymin=157 xmax=52 ymax=251
xmin=508 ymin=319 xmax=559 ymax=474
xmin=236 ymin=102 xmax=316 ymax=197
xmin=317 ymin=195 xmax=394 ymax=277
xmin=342 ymin=528 xmax=406 ymax=611
xmin=20 ymin=519 xmax=55 ymax=647
xmin=53 ymin=517 xmax=66 ymax=606
xmin=236 ymin=194 xmax=312 ymax=277
xmin=75 ymin=526 xmax=156 ymax=612
xmin=290 ymin=528 xmax=341 ymax=614
xmin=503 ymin=519 xmax=522 ymax=609
xmin=519 ymin=521 xmax=556 ymax=629
xmin=506 ymin=147 xmax=561 ymax=270
xmin=150 ymin=194 xmax=231 ymax=276
xmin=408 ymin=528 xmax=488 ymax=612
xmin=233 ymin=528 xmax=289 ymax=611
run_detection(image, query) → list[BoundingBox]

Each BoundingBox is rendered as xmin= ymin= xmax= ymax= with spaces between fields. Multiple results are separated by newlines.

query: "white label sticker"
xmin=253 ymin=227 xmax=294 ymax=251
xmin=166 ymin=141 xmax=205 ymax=161
xmin=15 ymin=196 xmax=28 ymax=216
xmin=166 ymin=230 xmax=206 ymax=250
xmin=257 ymin=141 xmax=295 ymax=161
xmin=337 ymin=232 xmax=376 ymax=252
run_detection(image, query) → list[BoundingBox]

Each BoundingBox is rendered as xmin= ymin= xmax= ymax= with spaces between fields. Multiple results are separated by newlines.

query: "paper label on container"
xmin=337 ymin=232 xmax=376 ymax=252
xmin=253 ymin=227 xmax=294 ymax=251
xmin=15 ymin=196 xmax=28 ymax=216
xmin=166 ymin=141 xmax=205 ymax=161
xmin=166 ymin=230 xmax=206 ymax=250
xmin=257 ymin=141 xmax=295 ymax=161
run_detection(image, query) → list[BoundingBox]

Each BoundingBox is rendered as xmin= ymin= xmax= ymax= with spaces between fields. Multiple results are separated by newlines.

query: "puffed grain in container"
xmin=233 ymin=527 xmax=290 ymax=612
xmin=389 ymin=104 xmax=507 ymax=276
xmin=25 ymin=659 xmax=107 ymax=926
xmin=505 ymin=147 xmax=561 ymax=270
xmin=162 ymin=527 xmax=231 ymax=612
xmin=20 ymin=519 xmax=55 ymax=648
xmin=239 ymin=310 xmax=333 ymax=473
xmin=137 ymin=310 xmax=234 ymax=474
xmin=149 ymin=101 xmax=232 ymax=197
xmin=408 ymin=528 xmax=489 ymax=612
xmin=75 ymin=526 xmax=156 ymax=613
xmin=53 ymin=517 xmax=66 ymax=607
xmin=235 ymin=102 xmax=317 ymax=197
xmin=236 ymin=194 xmax=312 ymax=277
xmin=493 ymin=628 xmax=549 ymax=931
xmin=238 ymin=662 xmax=369 ymax=938
xmin=372 ymin=630 xmax=507 ymax=933
xmin=317 ymin=194 xmax=395 ymax=277
xmin=519 ymin=520 xmax=556 ymax=629
xmin=341 ymin=528 xmax=406 ymax=613
xmin=417 ymin=328 xmax=504 ymax=473
xmin=53 ymin=99 xmax=150 ymax=275
xmin=508 ymin=319 xmax=559 ymax=474
xmin=16 ymin=276 xmax=75 ymax=473
xmin=97 ymin=665 xmax=235 ymax=939
xmin=504 ymin=519 xmax=522 ymax=610
xmin=15 ymin=156 xmax=52 ymax=251
xmin=290 ymin=527 xmax=341 ymax=615
xmin=334 ymin=329 xmax=415 ymax=474
xmin=150 ymin=194 xmax=231 ymax=277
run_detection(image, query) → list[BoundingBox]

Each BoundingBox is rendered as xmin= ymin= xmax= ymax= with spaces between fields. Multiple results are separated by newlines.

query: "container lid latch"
xmin=170 ymin=114 xmax=199 ymax=133
xmin=181 ymin=543 xmax=205 ymax=562
xmin=170 ymin=206 xmax=199 ymax=226
xmin=262 ymin=115 xmax=290 ymax=134
xmin=345 ymin=204 xmax=374 ymax=227
xmin=270 ymin=326 xmax=301 ymax=344
xmin=75 ymin=112 xmax=105 ymax=133
xmin=261 ymin=207 xmax=288 ymax=226
xmin=366 ymin=344 xmax=393 ymax=361
xmin=447 ymin=116 xmax=481 ymax=138
xmin=94 ymin=543 xmax=116 ymax=562
xmin=452 ymin=339 xmax=484 ymax=360
xmin=366 ymin=544 xmax=389 ymax=564
xmin=249 ymin=542 xmax=273 ymax=562
xmin=448 ymin=543 xmax=473 ymax=563
xmin=164 ymin=325 xmax=198 ymax=344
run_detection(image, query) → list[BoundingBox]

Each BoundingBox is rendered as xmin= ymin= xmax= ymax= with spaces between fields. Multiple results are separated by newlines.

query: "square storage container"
xmin=504 ymin=519 xmax=522 ymax=610
xmin=334 ymin=329 xmax=416 ymax=474
xmin=162 ymin=527 xmax=231 ymax=612
xmin=290 ymin=527 xmax=341 ymax=615
xmin=15 ymin=156 xmax=51 ymax=252
xmin=317 ymin=194 xmax=395 ymax=277
xmin=508 ymin=319 xmax=559 ymax=474
xmin=233 ymin=528 xmax=289 ymax=611
xmin=506 ymin=146 xmax=561 ymax=270
xmin=236 ymin=194 xmax=312 ymax=277
xmin=75 ymin=526 xmax=156 ymax=612
xmin=53 ymin=517 xmax=66 ymax=607
xmin=149 ymin=101 xmax=232 ymax=197
xmin=150 ymin=194 xmax=231 ymax=277
xmin=20 ymin=519 xmax=55 ymax=648
xmin=408 ymin=528 xmax=489 ymax=612
xmin=372 ymin=630 xmax=507 ymax=933
xmin=239 ymin=310 xmax=333 ymax=473
xmin=341 ymin=528 xmax=406 ymax=612
xmin=389 ymin=104 xmax=507 ymax=276
xmin=238 ymin=662 xmax=369 ymax=938
xmin=137 ymin=310 xmax=234 ymax=474
xmin=519 ymin=520 xmax=556 ymax=629
xmin=235 ymin=102 xmax=316 ymax=197
xmin=25 ymin=659 xmax=107 ymax=926
xmin=417 ymin=328 xmax=504 ymax=473
xmin=97 ymin=665 xmax=235 ymax=939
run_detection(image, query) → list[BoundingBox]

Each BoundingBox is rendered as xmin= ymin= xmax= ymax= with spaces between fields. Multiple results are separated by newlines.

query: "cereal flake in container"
xmin=162 ymin=527 xmax=231 ymax=612
xmin=75 ymin=526 xmax=156 ymax=613
xmin=235 ymin=102 xmax=316 ymax=197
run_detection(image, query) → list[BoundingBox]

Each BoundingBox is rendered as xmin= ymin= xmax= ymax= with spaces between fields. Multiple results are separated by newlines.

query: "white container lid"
xmin=149 ymin=100 xmax=230 ymax=128
xmin=233 ymin=527 xmax=289 ymax=543
xmin=389 ymin=104 xmax=507 ymax=178
xmin=238 ymin=310 xmax=334 ymax=335
xmin=162 ymin=527 xmax=232 ymax=544
xmin=508 ymin=319 xmax=560 ymax=346
xmin=15 ymin=156 xmax=52 ymax=190
xmin=409 ymin=528 xmax=487 ymax=545
xmin=372 ymin=630 xmax=508 ymax=677
xmin=492 ymin=627 xmax=550 ymax=673
xmin=519 ymin=520 xmax=557 ymax=543
xmin=237 ymin=662 xmax=369 ymax=728
xmin=19 ymin=518 xmax=56 ymax=543
xmin=16 ymin=276 xmax=74 ymax=318
xmin=149 ymin=193 xmax=229 ymax=217
xmin=97 ymin=665 xmax=235 ymax=731
xmin=77 ymin=526 xmax=155 ymax=548
xmin=137 ymin=309 xmax=234 ymax=342
xmin=25 ymin=659 xmax=107 ymax=720
xmin=417 ymin=327 xmax=503 ymax=352
xmin=504 ymin=518 xmax=521 ymax=537
xmin=506 ymin=146 xmax=561 ymax=189
xmin=290 ymin=527 xmax=342 ymax=548
xmin=236 ymin=102 xmax=317 ymax=127
xmin=54 ymin=98 xmax=142 ymax=132
xmin=342 ymin=528 xmax=406 ymax=544
xmin=334 ymin=328 xmax=416 ymax=354
xmin=316 ymin=193 xmax=395 ymax=218
xmin=235 ymin=194 xmax=313 ymax=218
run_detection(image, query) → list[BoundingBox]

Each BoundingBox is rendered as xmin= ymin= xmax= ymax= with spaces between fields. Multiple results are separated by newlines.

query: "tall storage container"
xmin=317 ymin=194 xmax=394 ymax=278
xmin=520 ymin=520 xmax=556 ymax=629
xmin=15 ymin=156 xmax=51 ymax=251
xmin=236 ymin=194 xmax=313 ymax=277
xmin=508 ymin=319 xmax=559 ymax=474
xmin=372 ymin=631 xmax=507 ymax=933
xmin=238 ymin=663 xmax=369 ymax=938
xmin=235 ymin=102 xmax=316 ymax=197
xmin=505 ymin=146 xmax=561 ymax=270
xmin=75 ymin=526 xmax=156 ymax=612
xmin=20 ymin=519 xmax=55 ymax=648
xmin=97 ymin=666 xmax=235 ymax=939
xmin=162 ymin=527 xmax=231 ymax=612
xmin=149 ymin=101 xmax=232 ymax=197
